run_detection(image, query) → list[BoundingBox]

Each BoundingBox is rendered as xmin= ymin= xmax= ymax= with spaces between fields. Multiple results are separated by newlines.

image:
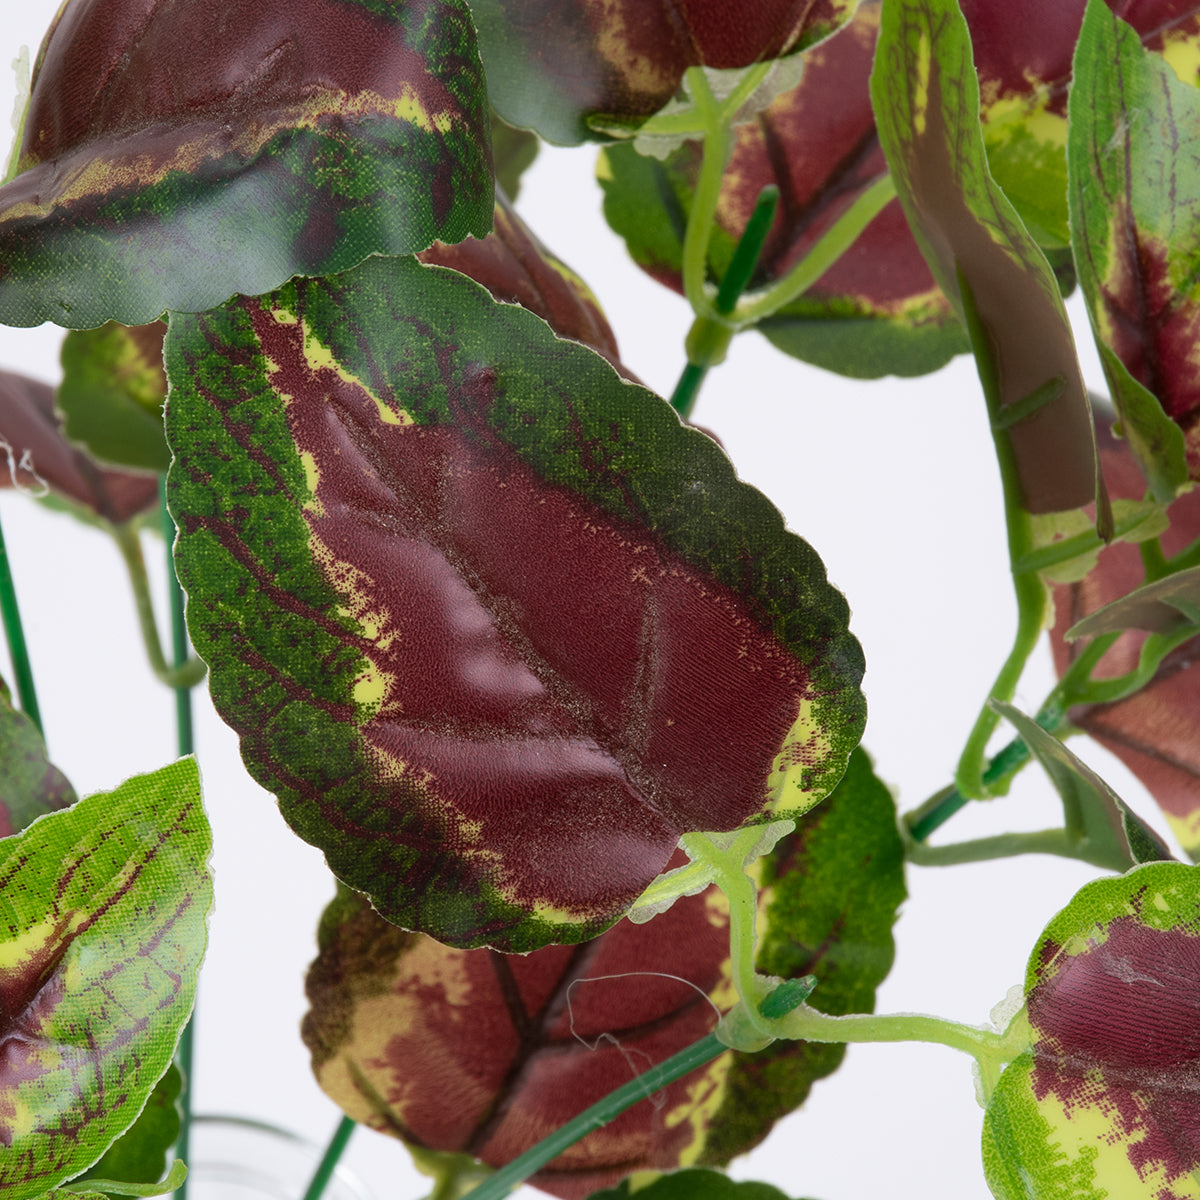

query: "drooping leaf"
xmin=490 ymin=116 xmax=539 ymax=203
xmin=870 ymin=0 xmax=1100 ymax=517
xmin=469 ymin=0 xmax=859 ymax=145
xmin=1050 ymin=416 xmax=1200 ymax=857
xmin=0 ymin=677 xmax=75 ymax=838
xmin=1067 ymin=564 xmax=1200 ymax=639
xmin=0 ymin=0 xmax=493 ymax=329
xmin=58 ymin=323 xmax=169 ymax=474
xmin=301 ymin=749 xmax=903 ymax=1196
xmin=0 ymin=758 xmax=211 ymax=1200
xmin=75 ymin=1065 xmax=181 ymax=1190
xmin=0 ymin=370 xmax=158 ymax=524
xmin=991 ymin=700 xmax=1172 ymax=871
xmin=1068 ymin=0 xmax=1198 ymax=494
xmin=418 ymin=195 xmax=623 ymax=369
xmin=983 ymin=861 xmax=1200 ymax=1199
xmin=598 ymin=3 xmax=968 ymax=380
xmin=166 ymin=255 xmax=864 ymax=952
xmin=588 ymin=1170 xmax=807 ymax=1200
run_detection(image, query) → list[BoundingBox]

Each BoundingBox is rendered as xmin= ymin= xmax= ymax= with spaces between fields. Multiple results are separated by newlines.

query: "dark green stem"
xmin=302 ymin=1116 xmax=356 ymax=1200
xmin=714 ymin=185 xmax=779 ymax=315
xmin=0 ymin=506 xmax=42 ymax=736
xmin=669 ymin=362 xmax=709 ymax=418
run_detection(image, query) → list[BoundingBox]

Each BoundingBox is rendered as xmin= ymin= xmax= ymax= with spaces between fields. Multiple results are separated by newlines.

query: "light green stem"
xmin=111 ymin=522 xmax=206 ymax=690
xmin=904 ymin=825 xmax=1118 ymax=869
xmin=680 ymin=69 xmax=730 ymax=319
xmin=735 ymin=174 xmax=897 ymax=324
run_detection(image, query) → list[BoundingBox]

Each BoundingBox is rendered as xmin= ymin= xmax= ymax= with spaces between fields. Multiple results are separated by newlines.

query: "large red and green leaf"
xmin=599 ymin=3 xmax=968 ymax=380
xmin=983 ymin=862 xmax=1200 ymax=1199
xmin=1068 ymin=0 xmax=1199 ymax=495
xmin=1050 ymin=417 xmax=1200 ymax=857
xmin=0 ymin=0 xmax=492 ymax=329
xmin=871 ymin=0 xmax=1100 ymax=517
xmin=301 ymin=749 xmax=903 ymax=1196
xmin=0 ymin=370 xmax=158 ymax=524
xmin=0 ymin=678 xmax=74 ymax=838
xmin=468 ymin=0 xmax=859 ymax=146
xmin=165 ymin=255 xmax=864 ymax=951
xmin=0 ymin=758 xmax=211 ymax=1200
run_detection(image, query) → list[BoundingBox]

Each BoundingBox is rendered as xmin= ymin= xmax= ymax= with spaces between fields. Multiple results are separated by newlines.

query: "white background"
xmin=0 ymin=8 xmax=1174 ymax=1200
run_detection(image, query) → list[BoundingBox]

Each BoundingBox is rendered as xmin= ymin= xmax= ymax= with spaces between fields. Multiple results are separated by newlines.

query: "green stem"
xmin=302 ymin=1116 xmax=356 ymax=1200
xmin=0 ymin=504 xmax=41 ymax=736
xmin=714 ymin=185 xmax=779 ymax=315
xmin=111 ymin=523 xmax=206 ymax=690
xmin=904 ymin=825 xmax=1118 ymax=869
xmin=1068 ymin=626 xmax=1197 ymax=707
xmin=735 ymin=174 xmax=897 ymax=325
xmin=460 ymin=1032 xmax=727 ymax=1200
xmin=1140 ymin=535 xmax=1170 ymax=582
xmin=680 ymin=68 xmax=727 ymax=319
xmin=669 ymin=362 xmax=709 ymax=419
xmin=954 ymin=274 xmax=1048 ymax=800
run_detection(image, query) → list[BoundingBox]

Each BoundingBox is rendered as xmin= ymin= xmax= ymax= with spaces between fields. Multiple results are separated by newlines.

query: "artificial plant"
xmin=1 ymin=0 xmax=1200 ymax=1198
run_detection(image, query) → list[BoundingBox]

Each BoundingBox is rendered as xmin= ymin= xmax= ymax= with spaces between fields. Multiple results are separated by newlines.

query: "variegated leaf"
xmin=165 ymin=256 xmax=865 ymax=951
xmin=0 ymin=0 xmax=492 ymax=328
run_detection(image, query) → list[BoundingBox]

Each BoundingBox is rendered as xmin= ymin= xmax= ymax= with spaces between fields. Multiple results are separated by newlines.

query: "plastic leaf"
xmin=991 ymin=700 xmax=1172 ymax=871
xmin=166 ymin=255 xmax=864 ymax=951
xmin=870 ymin=0 xmax=1099 ymax=516
xmin=0 ymin=680 xmax=75 ymax=838
xmin=598 ymin=3 xmax=967 ymax=380
xmin=301 ymin=749 xmax=903 ymax=1196
xmin=0 ymin=370 xmax=158 ymax=524
xmin=983 ymin=862 xmax=1200 ymax=1200
xmin=468 ymin=0 xmax=858 ymax=146
xmin=1050 ymin=416 xmax=1200 ymax=857
xmin=1068 ymin=0 xmax=1197 ymax=493
xmin=1067 ymin=565 xmax=1200 ymax=639
xmin=490 ymin=117 xmax=539 ymax=203
xmin=0 ymin=758 xmax=211 ymax=1200
xmin=0 ymin=0 xmax=493 ymax=329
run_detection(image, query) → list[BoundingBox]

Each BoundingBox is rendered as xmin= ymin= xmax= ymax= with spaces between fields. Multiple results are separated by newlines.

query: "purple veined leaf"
xmin=983 ymin=861 xmax=1200 ymax=1199
xmin=0 ymin=757 xmax=211 ymax=1200
xmin=0 ymin=0 xmax=493 ymax=329
xmin=1068 ymin=0 xmax=1200 ymax=495
xmin=0 ymin=369 xmax=158 ymax=523
xmin=870 ymin=0 xmax=1102 ymax=518
xmin=0 ymin=676 xmax=75 ymax=838
xmin=301 ymin=749 xmax=903 ymax=1194
xmin=468 ymin=0 xmax=860 ymax=145
xmin=1050 ymin=415 xmax=1200 ymax=858
xmin=165 ymin=254 xmax=865 ymax=951
xmin=599 ymin=2 xmax=969 ymax=381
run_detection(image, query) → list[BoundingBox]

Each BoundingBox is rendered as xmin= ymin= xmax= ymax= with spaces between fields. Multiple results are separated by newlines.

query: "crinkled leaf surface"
xmin=992 ymin=700 xmax=1173 ymax=871
xmin=1068 ymin=0 xmax=1198 ymax=493
xmin=418 ymin=195 xmax=622 ymax=370
xmin=0 ymin=681 xmax=75 ymax=838
xmin=983 ymin=862 xmax=1200 ymax=1199
xmin=588 ymin=1170 xmax=808 ymax=1200
xmin=469 ymin=0 xmax=859 ymax=145
xmin=166 ymin=255 xmax=864 ymax=952
xmin=599 ymin=3 xmax=967 ymax=380
xmin=302 ymin=749 xmax=902 ymax=1196
xmin=75 ymin=1065 xmax=180 ymax=1190
xmin=1051 ymin=417 xmax=1200 ymax=856
xmin=0 ymin=758 xmax=211 ymax=1200
xmin=870 ymin=0 xmax=1099 ymax=515
xmin=0 ymin=370 xmax=157 ymax=523
xmin=58 ymin=323 xmax=169 ymax=474
xmin=0 ymin=0 xmax=493 ymax=328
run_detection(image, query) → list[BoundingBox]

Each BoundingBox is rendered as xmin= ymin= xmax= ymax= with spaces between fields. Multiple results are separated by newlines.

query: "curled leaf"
xmin=0 ymin=0 xmax=493 ymax=328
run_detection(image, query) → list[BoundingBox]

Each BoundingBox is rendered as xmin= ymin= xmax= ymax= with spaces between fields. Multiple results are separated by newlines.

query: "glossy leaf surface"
xmin=0 ymin=370 xmax=158 ymax=523
xmin=0 ymin=758 xmax=211 ymax=1200
xmin=58 ymin=323 xmax=169 ymax=474
xmin=984 ymin=862 xmax=1200 ymax=1199
xmin=0 ymin=680 xmax=75 ymax=838
xmin=599 ymin=3 xmax=967 ymax=380
xmin=302 ymin=749 xmax=903 ymax=1195
xmin=871 ymin=0 xmax=1098 ymax=515
xmin=1051 ymin=417 xmax=1200 ymax=856
xmin=469 ymin=0 xmax=858 ymax=145
xmin=167 ymin=256 xmax=864 ymax=951
xmin=1068 ymin=0 xmax=1198 ymax=492
xmin=0 ymin=0 xmax=493 ymax=328
xmin=992 ymin=701 xmax=1172 ymax=871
